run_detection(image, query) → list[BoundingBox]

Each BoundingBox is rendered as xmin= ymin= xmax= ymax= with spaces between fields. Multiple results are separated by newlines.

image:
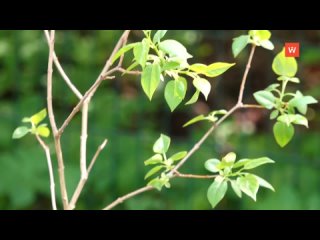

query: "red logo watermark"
xmin=285 ymin=42 xmax=300 ymax=57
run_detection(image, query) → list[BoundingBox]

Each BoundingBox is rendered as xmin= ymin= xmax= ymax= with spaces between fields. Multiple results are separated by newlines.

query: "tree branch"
xmin=68 ymin=139 xmax=108 ymax=210
xmin=46 ymin=30 xmax=69 ymax=209
xmin=103 ymin=44 xmax=258 ymax=210
xmin=80 ymin=99 xmax=89 ymax=180
xmin=36 ymin=135 xmax=57 ymax=210
xmin=58 ymin=30 xmax=131 ymax=135
xmin=174 ymin=171 xmax=217 ymax=179
xmin=44 ymin=30 xmax=83 ymax=100
xmin=103 ymin=186 xmax=153 ymax=210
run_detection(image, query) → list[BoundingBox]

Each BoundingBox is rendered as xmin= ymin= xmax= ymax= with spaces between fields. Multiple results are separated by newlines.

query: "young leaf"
xmin=12 ymin=126 xmax=29 ymax=139
xmin=207 ymin=176 xmax=228 ymax=208
xmin=273 ymin=121 xmax=294 ymax=147
xmin=144 ymin=166 xmax=164 ymax=179
xmin=272 ymin=49 xmax=298 ymax=77
xmin=253 ymin=175 xmax=275 ymax=192
xmin=292 ymin=114 xmax=308 ymax=128
xmin=253 ymin=90 xmax=276 ymax=109
xmin=153 ymin=30 xmax=167 ymax=43
xmin=30 ymin=108 xmax=47 ymax=126
xmin=237 ymin=174 xmax=259 ymax=201
xmin=193 ymin=78 xmax=211 ymax=100
xmin=141 ymin=63 xmax=161 ymax=100
xmin=153 ymin=134 xmax=171 ymax=154
xmin=112 ymin=42 xmax=138 ymax=64
xmin=233 ymin=159 xmax=251 ymax=169
xmin=169 ymin=151 xmax=187 ymax=162
xmin=255 ymin=30 xmax=271 ymax=40
xmin=288 ymin=91 xmax=318 ymax=115
xmin=205 ymin=62 xmax=235 ymax=78
xmin=222 ymin=152 xmax=236 ymax=164
xmin=205 ymin=159 xmax=221 ymax=173
xmin=147 ymin=178 xmax=164 ymax=191
xmin=241 ymin=157 xmax=275 ymax=170
xmin=265 ymin=83 xmax=280 ymax=92
xmin=185 ymin=90 xmax=200 ymax=105
xmin=232 ymin=35 xmax=249 ymax=57
xmin=133 ymin=39 xmax=149 ymax=68
xmin=260 ymin=40 xmax=274 ymax=50
xmin=231 ymin=180 xmax=242 ymax=198
xmin=159 ymin=40 xmax=192 ymax=60
xmin=270 ymin=110 xmax=279 ymax=120
xmin=183 ymin=114 xmax=207 ymax=127
xmin=164 ymin=77 xmax=187 ymax=112
xmin=36 ymin=125 xmax=50 ymax=138
xmin=189 ymin=63 xmax=208 ymax=74
xmin=144 ymin=154 xmax=163 ymax=165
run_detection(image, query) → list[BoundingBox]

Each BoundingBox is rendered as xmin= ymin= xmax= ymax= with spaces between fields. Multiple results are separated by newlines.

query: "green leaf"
xmin=207 ymin=176 xmax=228 ymax=208
xmin=22 ymin=117 xmax=31 ymax=123
xmin=141 ymin=63 xmax=161 ymax=100
xmin=164 ymin=77 xmax=187 ymax=112
xmin=249 ymin=30 xmax=271 ymax=40
xmin=112 ymin=42 xmax=138 ymax=64
xmin=222 ymin=152 xmax=236 ymax=164
xmin=233 ymin=159 xmax=251 ymax=169
xmin=12 ymin=126 xmax=29 ymax=139
xmin=270 ymin=110 xmax=279 ymax=120
xmin=277 ymin=114 xmax=308 ymax=128
xmin=232 ymin=35 xmax=249 ymax=57
xmin=253 ymin=175 xmax=275 ymax=192
xmin=162 ymin=60 xmax=181 ymax=71
xmin=133 ymin=39 xmax=150 ymax=68
xmin=272 ymin=49 xmax=298 ymax=77
xmin=183 ymin=114 xmax=207 ymax=127
xmin=169 ymin=151 xmax=187 ymax=162
xmin=190 ymin=62 xmax=235 ymax=78
xmin=144 ymin=154 xmax=163 ymax=166
xmin=159 ymin=40 xmax=192 ymax=60
xmin=292 ymin=114 xmax=309 ymax=128
xmin=205 ymin=159 xmax=221 ymax=173
xmin=30 ymin=108 xmax=47 ymax=126
xmin=153 ymin=134 xmax=171 ymax=154
xmin=147 ymin=178 xmax=164 ymax=191
xmin=193 ymin=78 xmax=211 ymax=100
xmin=206 ymin=62 xmax=235 ymax=78
xmin=260 ymin=40 xmax=274 ymax=50
xmin=241 ymin=157 xmax=275 ymax=170
xmin=273 ymin=122 xmax=294 ymax=147
xmin=265 ymin=83 xmax=280 ymax=92
xmin=153 ymin=30 xmax=167 ymax=43
xmin=231 ymin=180 xmax=242 ymax=198
xmin=185 ymin=90 xmax=200 ymax=105
xmin=288 ymin=91 xmax=318 ymax=115
xmin=144 ymin=166 xmax=164 ymax=179
xmin=36 ymin=125 xmax=50 ymax=138
xmin=237 ymin=174 xmax=259 ymax=201
xmin=253 ymin=90 xmax=276 ymax=109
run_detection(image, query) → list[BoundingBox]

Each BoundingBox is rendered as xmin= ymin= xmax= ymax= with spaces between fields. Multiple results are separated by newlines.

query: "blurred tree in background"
xmin=0 ymin=30 xmax=319 ymax=209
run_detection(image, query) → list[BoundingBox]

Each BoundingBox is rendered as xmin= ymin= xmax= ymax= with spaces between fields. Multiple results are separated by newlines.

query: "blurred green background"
xmin=0 ymin=30 xmax=319 ymax=210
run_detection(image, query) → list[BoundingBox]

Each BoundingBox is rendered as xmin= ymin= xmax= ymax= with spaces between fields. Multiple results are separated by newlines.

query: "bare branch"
xmin=117 ymin=67 xmax=141 ymax=76
xmin=174 ymin=171 xmax=217 ymax=179
xmin=68 ymin=139 xmax=108 ymax=210
xmin=103 ymin=186 xmax=153 ymax=210
xmin=237 ymin=45 xmax=256 ymax=105
xmin=44 ymin=30 xmax=83 ymax=100
xmin=80 ymin=99 xmax=89 ymax=180
xmin=103 ymin=44 xmax=258 ymax=210
xmin=242 ymin=104 xmax=265 ymax=109
xmin=58 ymin=31 xmax=131 ymax=135
xmin=46 ymin=30 xmax=69 ymax=209
xmin=36 ymin=135 xmax=57 ymax=210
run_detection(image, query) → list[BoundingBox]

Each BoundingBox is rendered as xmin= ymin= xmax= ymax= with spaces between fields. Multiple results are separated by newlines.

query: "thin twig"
xmin=36 ymin=135 xmax=57 ymax=210
xmin=103 ymin=186 xmax=153 ymax=210
xmin=44 ymin=30 xmax=83 ymax=100
xmin=46 ymin=30 xmax=69 ymax=209
xmin=103 ymin=44 xmax=258 ymax=210
xmin=58 ymin=31 xmax=131 ymax=135
xmin=68 ymin=139 xmax=108 ymax=210
xmin=80 ymin=99 xmax=89 ymax=180
xmin=117 ymin=68 xmax=142 ymax=75
xmin=237 ymin=45 xmax=256 ymax=104
xmin=174 ymin=171 xmax=217 ymax=179
xmin=242 ymin=104 xmax=265 ymax=109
